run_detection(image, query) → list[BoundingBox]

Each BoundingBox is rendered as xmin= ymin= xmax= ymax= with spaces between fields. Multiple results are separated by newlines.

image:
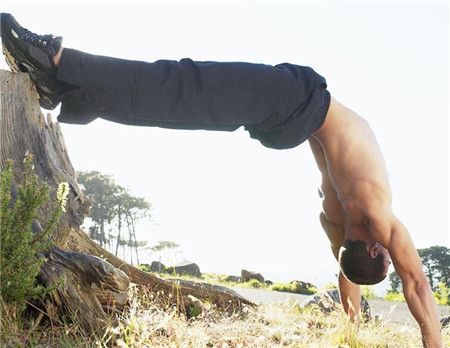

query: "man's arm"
xmin=371 ymin=214 xmax=442 ymax=348
xmin=320 ymin=212 xmax=361 ymax=319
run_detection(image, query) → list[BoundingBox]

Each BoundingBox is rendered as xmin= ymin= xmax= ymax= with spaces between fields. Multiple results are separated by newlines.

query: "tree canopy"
xmin=77 ymin=171 xmax=151 ymax=264
xmin=389 ymin=245 xmax=450 ymax=292
xmin=417 ymin=246 xmax=449 ymax=289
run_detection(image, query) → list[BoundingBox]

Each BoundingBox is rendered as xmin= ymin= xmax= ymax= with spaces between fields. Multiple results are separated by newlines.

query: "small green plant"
xmin=433 ymin=282 xmax=450 ymax=305
xmin=0 ymin=154 xmax=69 ymax=315
xmin=188 ymin=305 xmax=202 ymax=318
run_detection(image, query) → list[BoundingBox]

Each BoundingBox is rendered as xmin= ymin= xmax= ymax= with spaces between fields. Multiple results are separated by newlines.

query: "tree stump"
xmin=0 ymin=70 xmax=253 ymax=330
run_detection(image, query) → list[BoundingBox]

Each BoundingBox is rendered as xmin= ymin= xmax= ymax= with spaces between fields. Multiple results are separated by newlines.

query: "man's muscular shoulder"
xmin=341 ymin=179 xmax=392 ymax=226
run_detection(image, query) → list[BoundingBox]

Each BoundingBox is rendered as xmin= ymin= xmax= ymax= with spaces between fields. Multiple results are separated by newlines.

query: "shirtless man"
xmin=310 ymin=99 xmax=442 ymax=347
xmin=0 ymin=13 xmax=442 ymax=347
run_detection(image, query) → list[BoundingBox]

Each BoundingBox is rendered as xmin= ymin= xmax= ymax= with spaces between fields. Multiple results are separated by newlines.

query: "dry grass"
xmin=1 ymin=286 xmax=449 ymax=347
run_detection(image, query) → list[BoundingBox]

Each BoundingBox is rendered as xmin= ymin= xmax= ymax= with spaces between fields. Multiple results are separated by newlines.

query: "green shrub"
xmin=0 ymin=154 xmax=68 ymax=314
xmin=360 ymin=285 xmax=380 ymax=300
xmin=384 ymin=291 xmax=405 ymax=302
xmin=136 ymin=264 xmax=150 ymax=272
xmin=385 ymin=284 xmax=449 ymax=305
xmin=271 ymin=282 xmax=316 ymax=295
xmin=271 ymin=283 xmax=290 ymax=292
xmin=218 ymin=274 xmax=233 ymax=283
xmin=433 ymin=283 xmax=450 ymax=305
xmin=248 ymin=279 xmax=262 ymax=288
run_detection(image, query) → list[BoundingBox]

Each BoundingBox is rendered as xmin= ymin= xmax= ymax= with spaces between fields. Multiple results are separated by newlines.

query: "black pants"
xmin=56 ymin=48 xmax=330 ymax=150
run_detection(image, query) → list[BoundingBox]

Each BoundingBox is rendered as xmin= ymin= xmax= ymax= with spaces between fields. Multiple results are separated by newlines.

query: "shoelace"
xmin=21 ymin=29 xmax=56 ymax=52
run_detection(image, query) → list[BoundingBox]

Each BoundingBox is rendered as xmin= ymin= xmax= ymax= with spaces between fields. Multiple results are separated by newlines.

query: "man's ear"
xmin=368 ymin=242 xmax=379 ymax=259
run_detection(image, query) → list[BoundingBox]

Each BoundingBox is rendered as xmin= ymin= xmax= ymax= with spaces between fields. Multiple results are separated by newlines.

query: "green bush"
xmin=271 ymin=282 xmax=317 ymax=295
xmin=136 ymin=264 xmax=151 ymax=272
xmin=360 ymin=285 xmax=380 ymax=300
xmin=384 ymin=291 xmax=406 ymax=302
xmin=0 ymin=154 xmax=68 ymax=314
xmin=385 ymin=284 xmax=449 ymax=305
xmin=271 ymin=283 xmax=290 ymax=292
xmin=433 ymin=283 xmax=450 ymax=305
xmin=248 ymin=279 xmax=262 ymax=289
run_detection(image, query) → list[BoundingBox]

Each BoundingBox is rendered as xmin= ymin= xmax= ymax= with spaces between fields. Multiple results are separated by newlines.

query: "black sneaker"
xmin=0 ymin=13 xmax=63 ymax=109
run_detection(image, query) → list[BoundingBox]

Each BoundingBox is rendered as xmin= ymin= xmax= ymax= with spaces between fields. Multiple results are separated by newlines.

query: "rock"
xmin=166 ymin=262 xmax=201 ymax=277
xmin=301 ymin=289 xmax=371 ymax=321
xmin=225 ymin=275 xmax=242 ymax=283
xmin=265 ymin=280 xmax=273 ymax=286
xmin=441 ymin=315 xmax=450 ymax=328
xmin=150 ymin=261 xmax=166 ymax=273
xmin=241 ymin=269 xmax=264 ymax=283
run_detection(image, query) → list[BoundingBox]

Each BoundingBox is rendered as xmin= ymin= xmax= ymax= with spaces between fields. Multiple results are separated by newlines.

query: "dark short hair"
xmin=339 ymin=239 xmax=387 ymax=285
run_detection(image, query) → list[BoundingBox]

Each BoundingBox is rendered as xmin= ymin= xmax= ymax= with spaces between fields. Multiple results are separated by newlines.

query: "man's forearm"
xmin=402 ymin=276 xmax=442 ymax=347
xmin=338 ymin=271 xmax=361 ymax=320
xmin=385 ymin=218 xmax=442 ymax=347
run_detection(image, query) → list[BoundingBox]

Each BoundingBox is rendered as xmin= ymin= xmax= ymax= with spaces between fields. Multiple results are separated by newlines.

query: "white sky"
xmin=1 ymin=1 xmax=448 ymax=293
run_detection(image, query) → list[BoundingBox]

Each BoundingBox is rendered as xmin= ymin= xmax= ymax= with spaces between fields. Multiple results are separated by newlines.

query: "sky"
xmin=1 ymin=1 xmax=448 ymax=294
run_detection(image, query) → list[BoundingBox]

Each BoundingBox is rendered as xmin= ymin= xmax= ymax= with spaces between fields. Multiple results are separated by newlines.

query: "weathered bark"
xmin=0 ymin=70 xmax=252 ymax=329
xmin=0 ymin=70 xmax=88 ymax=247
xmin=39 ymin=248 xmax=129 ymax=331
xmin=65 ymin=227 xmax=252 ymax=312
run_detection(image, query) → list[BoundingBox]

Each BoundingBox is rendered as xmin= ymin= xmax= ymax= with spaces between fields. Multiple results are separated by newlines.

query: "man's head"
xmin=339 ymin=239 xmax=391 ymax=285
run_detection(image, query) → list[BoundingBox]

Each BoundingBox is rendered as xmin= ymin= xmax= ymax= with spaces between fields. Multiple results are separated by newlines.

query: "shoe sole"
xmin=3 ymin=43 xmax=59 ymax=110
xmin=1 ymin=13 xmax=60 ymax=109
